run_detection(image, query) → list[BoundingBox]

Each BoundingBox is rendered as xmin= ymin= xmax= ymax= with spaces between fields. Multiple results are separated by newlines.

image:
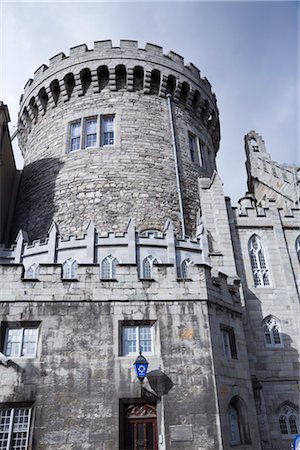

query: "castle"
xmin=0 ymin=40 xmax=299 ymax=450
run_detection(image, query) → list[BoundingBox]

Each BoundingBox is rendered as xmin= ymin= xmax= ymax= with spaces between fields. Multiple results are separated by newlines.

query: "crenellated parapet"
xmin=18 ymin=40 xmax=220 ymax=155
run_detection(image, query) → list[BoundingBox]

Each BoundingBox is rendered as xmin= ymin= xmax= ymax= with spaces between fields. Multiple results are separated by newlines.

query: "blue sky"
xmin=1 ymin=0 xmax=299 ymax=203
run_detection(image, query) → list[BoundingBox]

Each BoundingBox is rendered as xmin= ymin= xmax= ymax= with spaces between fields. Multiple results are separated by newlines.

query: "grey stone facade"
xmin=0 ymin=40 xmax=299 ymax=450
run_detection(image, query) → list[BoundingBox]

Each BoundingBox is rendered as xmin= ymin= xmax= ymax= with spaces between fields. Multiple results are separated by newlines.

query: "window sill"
xmin=139 ymin=278 xmax=156 ymax=282
xmin=61 ymin=278 xmax=79 ymax=282
xmin=21 ymin=278 xmax=40 ymax=282
xmin=100 ymin=278 xmax=118 ymax=282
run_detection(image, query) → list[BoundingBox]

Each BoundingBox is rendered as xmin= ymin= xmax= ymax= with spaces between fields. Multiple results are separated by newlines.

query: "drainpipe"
xmin=166 ymin=93 xmax=186 ymax=237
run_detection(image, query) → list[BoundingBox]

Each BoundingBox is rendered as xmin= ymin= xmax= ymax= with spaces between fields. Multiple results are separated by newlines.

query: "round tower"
xmin=14 ymin=40 xmax=220 ymax=241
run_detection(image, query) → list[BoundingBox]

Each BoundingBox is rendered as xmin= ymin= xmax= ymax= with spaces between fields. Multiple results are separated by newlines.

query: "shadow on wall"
xmin=231 ymin=226 xmax=299 ymax=450
xmin=11 ymin=158 xmax=64 ymax=243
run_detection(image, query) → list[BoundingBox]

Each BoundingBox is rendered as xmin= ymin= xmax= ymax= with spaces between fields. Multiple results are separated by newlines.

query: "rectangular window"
xmin=3 ymin=325 xmax=39 ymax=358
xmin=85 ymin=118 xmax=97 ymax=148
xmin=70 ymin=121 xmax=81 ymax=151
xmin=188 ymin=133 xmax=202 ymax=166
xmin=0 ymin=407 xmax=31 ymax=450
xmin=221 ymin=326 xmax=237 ymax=360
xmin=122 ymin=325 xmax=153 ymax=356
xmin=102 ymin=116 xmax=115 ymax=145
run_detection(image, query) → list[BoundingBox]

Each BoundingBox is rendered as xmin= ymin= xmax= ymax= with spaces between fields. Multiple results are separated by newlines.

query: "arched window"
xmin=38 ymin=87 xmax=48 ymax=111
xmin=263 ymin=315 xmax=283 ymax=347
xmin=192 ymin=90 xmax=200 ymax=113
xmin=29 ymin=97 xmax=38 ymax=121
xmin=80 ymin=68 xmax=91 ymax=95
xmin=142 ymin=255 xmax=158 ymax=279
xmin=296 ymin=236 xmax=300 ymax=263
xmin=165 ymin=75 xmax=176 ymax=97
xmin=115 ymin=65 xmax=127 ymax=90
xmin=97 ymin=65 xmax=109 ymax=92
xmin=181 ymin=258 xmax=192 ymax=279
xmin=133 ymin=66 xmax=144 ymax=91
xmin=26 ymin=263 xmax=39 ymax=279
xmin=140 ymin=229 xmax=162 ymax=237
xmin=229 ymin=404 xmax=241 ymax=445
xmin=250 ymin=138 xmax=259 ymax=151
xmin=278 ymin=404 xmax=299 ymax=438
xmin=179 ymin=81 xmax=189 ymax=104
xmin=62 ymin=258 xmax=78 ymax=279
xmin=248 ymin=235 xmax=270 ymax=287
xmin=149 ymin=70 xmax=160 ymax=95
xmin=64 ymin=73 xmax=75 ymax=100
xmin=101 ymin=255 xmax=118 ymax=280
xmin=50 ymin=79 xmax=61 ymax=105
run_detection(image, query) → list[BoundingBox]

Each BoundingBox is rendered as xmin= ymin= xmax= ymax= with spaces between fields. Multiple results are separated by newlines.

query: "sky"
xmin=0 ymin=0 xmax=299 ymax=204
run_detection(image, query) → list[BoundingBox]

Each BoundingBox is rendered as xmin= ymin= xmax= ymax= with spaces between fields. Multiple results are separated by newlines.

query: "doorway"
xmin=122 ymin=403 xmax=158 ymax=450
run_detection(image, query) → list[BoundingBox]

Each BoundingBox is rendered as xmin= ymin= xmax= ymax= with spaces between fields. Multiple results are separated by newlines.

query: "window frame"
xmin=188 ymin=132 xmax=202 ymax=166
xmin=278 ymin=404 xmax=299 ymax=439
xmin=62 ymin=258 xmax=78 ymax=280
xmin=100 ymin=255 xmax=118 ymax=280
xmin=0 ymin=405 xmax=32 ymax=450
xmin=141 ymin=255 xmax=158 ymax=280
xmin=120 ymin=322 xmax=155 ymax=357
xmin=220 ymin=325 xmax=237 ymax=360
xmin=69 ymin=120 xmax=82 ymax=152
xmin=248 ymin=235 xmax=270 ymax=288
xmin=25 ymin=263 xmax=39 ymax=280
xmin=2 ymin=323 xmax=40 ymax=359
xmin=263 ymin=316 xmax=283 ymax=348
xmin=84 ymin=116 xmax=98 ymax=149
xmin=101 ymin=115 xmax=115 ymax=146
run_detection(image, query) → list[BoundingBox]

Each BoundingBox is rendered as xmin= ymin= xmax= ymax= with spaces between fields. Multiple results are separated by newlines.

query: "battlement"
xmin=18 ymin=40 xmax=220 ymax=155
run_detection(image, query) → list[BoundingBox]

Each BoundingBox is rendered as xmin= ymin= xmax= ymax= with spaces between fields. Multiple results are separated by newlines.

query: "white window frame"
xmin=3 ymin=325 xmax=39 ymax=358
xmin=101 ymin=115 xmax=115 ymax=146
xmin=0 ymin=406 xmax=32 ymax=450
xmin=62 ymin=258 xmax=78 ymax=279
xmin=248 ymin=235 xmax=270 ymax=287
xmin=121 ymin=324 xmax=154 ymax=356
xmin=263 ymin=316 xmax=283 ymax=348
xmin=84 ymin=116 xmax=98 ymax=148
xmin=69 ymin=120 xmax=82 ymax=152
xmin=180 ymin=258 xmax=193 ymax=279
xmin=25 ymin=263 xmax=39 ymax=279
xmin=278 ymin=404 xmax=299 ymax=438
xmin=142 ymin=255 xmax=158 ymax=279
xmin=100 ymin=255 xmax=118 ymax=280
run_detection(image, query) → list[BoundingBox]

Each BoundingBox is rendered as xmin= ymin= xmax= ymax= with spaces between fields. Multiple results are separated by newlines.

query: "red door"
xmin=123 ymin=404 xmax=158 ymax=450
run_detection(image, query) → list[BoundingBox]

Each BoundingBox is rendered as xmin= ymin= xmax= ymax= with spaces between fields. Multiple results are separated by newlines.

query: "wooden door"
xmin=123 ymin=404 xmax=158 ymax=450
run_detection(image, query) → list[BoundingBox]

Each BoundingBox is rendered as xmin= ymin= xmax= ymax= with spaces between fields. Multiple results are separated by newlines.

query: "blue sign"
xmin=293 ymin=435 xmax=300 ymax=450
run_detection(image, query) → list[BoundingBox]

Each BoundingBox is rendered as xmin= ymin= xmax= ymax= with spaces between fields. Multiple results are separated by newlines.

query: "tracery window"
xmin=26 ymin=263 xmax=39 ymax=279
xmin=101 ymin=255 xmax=118 ymax=280
xmin=62 ymin=258 xmax=78 ymax=279
xmin=263 ymin=316 xmax=283 ymax=347
xmin=248 ymin=235 xmax=270 ymax=287
xmin=180 ymin=258 xmax=192 ymax=279
xmin=278 ymin=404 xmax=298 ymax=438
xmin=142 ymin=255 xmax=158 ymax=279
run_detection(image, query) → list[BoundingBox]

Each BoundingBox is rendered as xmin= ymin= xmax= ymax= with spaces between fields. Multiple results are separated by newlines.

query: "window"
xmin=142 ymin=255 xmax=158 ymax=279
xmin=121 ymin=325 xmax=153 ymax=356
xmin=180 ymin=258 xmax=192 ymax=279
xmin=62 ymin=258 xmax=78 ymax=279
xmin=84 ymin=118 xmax=97 ymax=148
xmin=248 ymin=235 xmax=270 ymax=287
xmin=3 ymin=325 xmax=39 ymax=358
xmin=250 ymin=138 xmax=259 ymax=151
xmin=296 ymin=236 xmax=300 ymax=263
xmin=101 ymin=255 xmax=118 ymax=279
xmin=25 ymin=263 xmax=39 ymax=279
xmin=0 ymin=406 xmax=32 ymax=450
xmin=229 ymin=404 xmax=241 ymax=445
xmin=263 ymin=315 xmax=283 ymax=347
xmin=278 ymin=404 xmax=298 ymax=438
xmin=102 ymin=116 xmax=114 ymax=145
xmin=188 ymin=133 xmax=202 ymax=166
xmin=70 ymin=121 xmax=81 ymax=151
xmin=221 ymin=326 xmax=237 ymax=359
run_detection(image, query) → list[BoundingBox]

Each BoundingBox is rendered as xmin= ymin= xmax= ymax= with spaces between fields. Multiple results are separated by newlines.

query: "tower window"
xmin=85 ymin=118 xmax=97 ymax=148
xmin=102 ymin=116 xmax=115 ymax=146
xmin=188 ymin=133 xmax=202 ymax=166
xmin=248 ymin=235 xmax=270 ymax=287
xmin=263 ymin=316 xmax=283 ymax=348
xmin=70 ymin=121 xmax=81 ymax=151
xmin=220 ymin=325 xmax=237 ymax=359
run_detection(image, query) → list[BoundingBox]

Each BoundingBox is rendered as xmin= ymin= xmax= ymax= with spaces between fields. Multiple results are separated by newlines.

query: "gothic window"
xmin=250 ymin=138 xmax=259 ymax=151
xmin=26 ymin=263 xmax=39 ymax=279
xmin=3 ymin=324 xmax=40 ymax=358
xmin=296 ymin=236 xmax=300 ymax=263
xmin=62 ymin=258 xmax=78 ymax=279
xmin=101 ymin=255 xmax=118 ymax=280
xmin=142 ymin=255 xmax=158 ymax=279
xmin=180 ymin=258 xmax=192 ymax=279
xmin=229 ymin=404 xmax=241 ymax=445
xmin=84 ymin=117 xmax=97 ymax=148
xmin=263 ymin=316 xmax=283 ymax=348
xmin=278 ymin=404 xmax=299 ymax=438
xmin=121 ymin=324 xmax=153 ymax=356
xmin=80 ymin=68 xmax=91 ymax=95
xmin=102 ymin=116 xmax=115 ymax=145
xmin=70 ymin=121 xmax=81 ymax=151
xmin=49 ymin=79 xmax=60 ymax=106
xmin=248 ymin=235 xmax=270 ymax=287
xmin=133 ymin=66 xmax=144 ymax=91
xmin=0 ymin=406 xmax=32 ymax=449
xmin=64 ymin=73 xmax=75 ymax=100
xmin=38 ymin=87 xmax=48 ymax=111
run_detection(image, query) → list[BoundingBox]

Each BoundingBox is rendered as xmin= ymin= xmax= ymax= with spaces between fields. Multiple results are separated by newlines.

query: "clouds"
xmin=1 ymin=1 xmax=298 ymax=202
